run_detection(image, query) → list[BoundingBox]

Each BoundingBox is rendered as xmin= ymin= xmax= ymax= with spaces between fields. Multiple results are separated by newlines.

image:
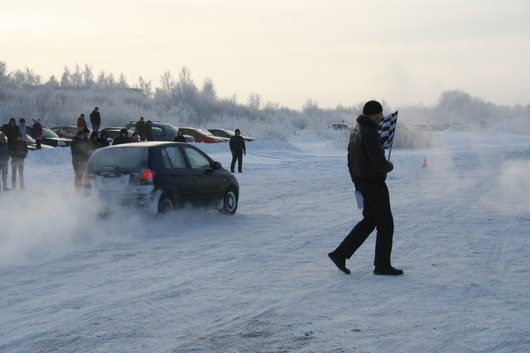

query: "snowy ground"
xmin=1 ymin=131 xmax=529 ymax=353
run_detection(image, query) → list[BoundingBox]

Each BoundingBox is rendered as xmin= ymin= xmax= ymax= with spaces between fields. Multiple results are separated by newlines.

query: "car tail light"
xmin=82 ymin=171 xmax=88 ymax=183
xmin=140 ymin=169 xmax=157 ymax=182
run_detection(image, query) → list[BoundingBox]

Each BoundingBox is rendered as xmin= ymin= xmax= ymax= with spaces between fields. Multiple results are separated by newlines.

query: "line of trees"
xmin=1 ymin=61 xmax=528 ymax=146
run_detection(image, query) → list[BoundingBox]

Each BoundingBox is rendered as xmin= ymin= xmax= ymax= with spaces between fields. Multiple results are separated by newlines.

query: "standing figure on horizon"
xmin=90 ymin=107 xmax=101 ymax=133
xmin=0 ymin=132 xmax=10 ymax=191
xmin=229 ymin=129 xmax=246 ymax=173
xmin=10 ymin=132 xmax=28 ymax=190
xmin=77 ymin=114 xmax=87 ymax=131
xmin=32 ymin=119 xmax=43 ymax=150
xmin=328 ymin=100 xmax=403 ymax=276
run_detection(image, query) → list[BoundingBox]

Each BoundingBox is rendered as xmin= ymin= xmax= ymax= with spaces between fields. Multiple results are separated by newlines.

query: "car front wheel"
xmin=221 ymin=187 xmax=238 ymax=215
xmin=158 ymin=194 xmax=174 ymax=214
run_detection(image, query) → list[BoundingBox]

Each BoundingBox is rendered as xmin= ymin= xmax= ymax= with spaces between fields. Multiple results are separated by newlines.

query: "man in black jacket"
xmin=112 ymin=128 xmax=131 ymax=145
xmin=10 ymin=132 xmax=28 ymax=190
xmin=229 ymin=129 xmax=246 ymax=173
xmin=328 ymin=100 xmax=403 ymax=276
xmin=89 ymin=107 xmax=101 ymax=133
xmin=71 ymin=130 xmax=91 ymax=189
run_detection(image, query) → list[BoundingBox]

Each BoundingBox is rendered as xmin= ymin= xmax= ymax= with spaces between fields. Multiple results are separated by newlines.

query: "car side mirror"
xmin=212 ymin=161 xmax=222 ymax=169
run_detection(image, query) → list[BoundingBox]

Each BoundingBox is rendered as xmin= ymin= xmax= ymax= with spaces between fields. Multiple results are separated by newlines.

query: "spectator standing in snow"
xmin=77 ymin=114 xmax=88 ymax=131
xmin=135 ymin=117 xmax=147 ymax=141
xmin=229 ymin=129 xmax=246 ymax=173
xmin=1 ymin=118 xmax=20 ymax=154
xmin=89 ymin=107 xmax=101 ymax=133
xmin=32 ymin=119 xmax=43 ymax=149
xmin=328 ymin=100 xmax=402 ymax=276
xmin=89 ymin=132 xmax=100 ymax=153
xmin=19 ymin=118 xmax=28 ymax=141
xmin=145 ymin=120 xmax=154 ymax=141
xmin=130 ymin=132 xmax=140 ymax=142
xmin=98 ymin=130 xmax=110 ymax=147
xmin=173 ymin=130 xmax=186 ymax=143
xmin=71 ymin=130 xmax=91 ymax=189
xmin=10 ymin=132 xmax=28 ymax=190
xmin=0 ymin=132 xmax=10 ymax=191
xmin=112 ymin=128 xmax=130 ymax=145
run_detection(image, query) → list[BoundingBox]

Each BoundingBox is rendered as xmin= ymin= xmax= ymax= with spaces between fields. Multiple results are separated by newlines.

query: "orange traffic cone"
xmin=422 ymin=156 xmax=427 ymax=168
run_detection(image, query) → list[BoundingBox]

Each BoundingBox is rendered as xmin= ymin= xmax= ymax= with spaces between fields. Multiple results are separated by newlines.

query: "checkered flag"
xmin=379 ymin=111 xmax=398 ymax=149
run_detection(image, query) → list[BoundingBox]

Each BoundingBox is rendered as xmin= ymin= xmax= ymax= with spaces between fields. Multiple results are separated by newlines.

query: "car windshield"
xmin=163 ymin=124 xmax=178 ymax=134
xmin=199 ymin=129 xmax=214 ymax=136
xmin=87 ymin=147 xmax=148 ymax=170
xmin=42 ymin=128 xmax=59 ymax=138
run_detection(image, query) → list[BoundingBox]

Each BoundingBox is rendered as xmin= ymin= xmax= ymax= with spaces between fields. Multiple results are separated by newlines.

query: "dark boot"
xmin=328 ymin=251 xmax=350 ymax=274
xmin=373 ymin=266 xmax=403 ymax=276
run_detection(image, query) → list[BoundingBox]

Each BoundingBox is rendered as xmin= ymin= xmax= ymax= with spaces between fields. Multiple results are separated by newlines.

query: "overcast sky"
xmin=1 ymin=0 xmax=529 ymax=109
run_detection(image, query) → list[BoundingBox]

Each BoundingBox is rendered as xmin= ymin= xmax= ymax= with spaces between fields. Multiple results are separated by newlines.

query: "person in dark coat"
xmin=77 ymin=114 xmax=88 ymax=131
xmin=145 ymin=120 xmax=154 ymax=141
xmin=89 ymin=107 xmax=101 ymax=133
xmin=173 ymin=130 xmax=187 ymax=143
xmin=32 ymin=119 xmax=43 ymax=149
xmin=71 ymin=130 xmax=91 ymax=189
xmin=10 ymin=132 xmax=28 ymax=190
xmin=0 ymin=132 xmax=10 ymax=191
xmin=112 ymin=128 xmax=131 ymax=145
xmin=89 ymin=132 xmax=100 ymax=153
xmin=1 ymin=118 xmax=20 ymax=154
xmin=229 ymin=129 xmax=246 ymax=173
xmin=328 ymin=100 xmax=402 ymax=276
xmin=98 ymin=131 xmax=110 ymax=148
xmin=135 ymin=117 xmax=147 ymax=141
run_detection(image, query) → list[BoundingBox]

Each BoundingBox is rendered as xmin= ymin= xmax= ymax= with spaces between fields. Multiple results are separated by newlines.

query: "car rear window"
xmin=87 ymin=147 xmax=148 ymax=170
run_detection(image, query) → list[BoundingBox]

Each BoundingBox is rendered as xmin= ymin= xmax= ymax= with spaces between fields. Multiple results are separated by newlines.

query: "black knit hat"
xmin=362 ymin=100 xmax=383 ymax=115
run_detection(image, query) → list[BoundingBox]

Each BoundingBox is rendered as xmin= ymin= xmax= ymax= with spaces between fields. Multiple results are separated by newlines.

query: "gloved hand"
xmin=387 ymin=161 xmax=394 ymax=172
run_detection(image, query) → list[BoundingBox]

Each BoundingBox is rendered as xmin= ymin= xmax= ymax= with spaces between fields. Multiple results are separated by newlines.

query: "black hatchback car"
xmin=82 ymin=142 xmax=239 ymax=214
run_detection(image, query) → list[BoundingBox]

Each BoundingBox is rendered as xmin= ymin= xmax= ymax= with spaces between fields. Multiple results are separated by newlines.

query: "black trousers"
xmin=231 ymin=151 xmax=243 ymax=173
xmin=335 ymin=182 xmax=394 ymax=268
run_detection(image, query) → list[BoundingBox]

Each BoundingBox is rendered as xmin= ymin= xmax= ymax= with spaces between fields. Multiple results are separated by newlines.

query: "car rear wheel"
xmin=221 ymin=187 xmax=238 ymax=215
xmin=158 ymin=194 xmax=174 ymax=214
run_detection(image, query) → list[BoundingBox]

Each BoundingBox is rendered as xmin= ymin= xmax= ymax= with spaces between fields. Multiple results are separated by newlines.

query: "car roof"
xmin=104 ymin=141 xmax=186 ymax=149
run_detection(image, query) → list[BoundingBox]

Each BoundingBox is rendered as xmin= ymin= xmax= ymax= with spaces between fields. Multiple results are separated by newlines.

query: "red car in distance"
xmin=177 ymin=127 xmax=228 ymax=143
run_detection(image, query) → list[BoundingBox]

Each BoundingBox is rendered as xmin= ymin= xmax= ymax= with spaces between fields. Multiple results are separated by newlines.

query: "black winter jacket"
xmin=229 ymin=135 xmax=246 ymax=154
xmin=347 ymin=115 xmax=393 ymax=184
xmin=90 ymin=110 xmax=101 ymax=125
xmin=71 ymin=137 xmax=91 ymax=161
xmin=10 ymin=139 xmax=28 ymax=159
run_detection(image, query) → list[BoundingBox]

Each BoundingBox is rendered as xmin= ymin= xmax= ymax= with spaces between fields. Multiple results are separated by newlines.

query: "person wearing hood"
xmin=1 ymin=118 xmax=20 ymax=154
xmin=328 ymin=100 xmax=402 ymax=276
xmin=0 ymin=132 xmax=10 ymax=191
xmin=32 ymin=119 xmax=43 ymax=149
xmin=77 ymin=114 xmax=88 ymax=131
xmin=112 ymin=128 xmax=131 ymax=145
xmin=10 ymin=132 xmax=28 ymax=190
xmin=71 ymin=130 xmax=91 ymax=189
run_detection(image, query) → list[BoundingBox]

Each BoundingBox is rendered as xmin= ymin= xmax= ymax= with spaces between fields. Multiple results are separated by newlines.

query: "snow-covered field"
xmin=1 ymin=131 xmax=529 ymax=353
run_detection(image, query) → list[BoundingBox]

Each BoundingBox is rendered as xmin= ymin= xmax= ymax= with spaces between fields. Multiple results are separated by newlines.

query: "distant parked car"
xmin=50 ymin=126 xmax=79 ymax=139
xmin=25 ymin=134 xmax=54 ymax=150
xmin=26 ymin=126 xmax=71 ymax=147
xmin=178 ymin=128 xmax=228 ymax=143
xmin=83 ymin=142 xmax=239 ymax=214
xmin=124 ymin=121 xmax=180 ymax=141
xmin=329 ymin=123 xmax=352 ymax=130
xmin=99 ymin=127 xmax=135 ymax=142
xmin=208 ymin=129 xmax=255 ymax=142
